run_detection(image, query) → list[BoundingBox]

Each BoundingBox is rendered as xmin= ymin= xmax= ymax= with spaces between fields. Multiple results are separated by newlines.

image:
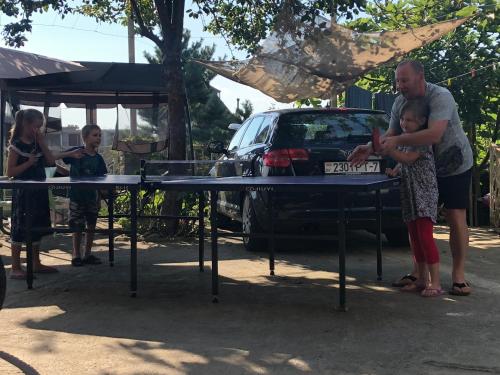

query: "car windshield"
xmin=274 ymin=112 xmax=389 ymax=147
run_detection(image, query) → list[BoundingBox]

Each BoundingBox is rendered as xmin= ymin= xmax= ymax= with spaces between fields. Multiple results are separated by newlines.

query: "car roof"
xmin=257 ymin=107 xmax=387 ymax=116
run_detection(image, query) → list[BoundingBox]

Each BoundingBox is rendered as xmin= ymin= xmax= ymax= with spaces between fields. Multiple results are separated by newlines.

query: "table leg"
xmin=210 ymin=190 xmax=219 ymax=303
xmin=25 ymin=193 xmax=33 ymax=290
xmin=108 ymin=188 xmax=114 ymax=267
xmin=336 ymin=194 xmax=347 ymax=312
xmin=130 ymin=188 xmax=138 ymax=297
xmin=376 ymin=190 xmax=382 ymax=281
xmin=198 ymin=191 xmax=205 ymax=272
xmin=268 ymin=191 xmax=275 ymax=276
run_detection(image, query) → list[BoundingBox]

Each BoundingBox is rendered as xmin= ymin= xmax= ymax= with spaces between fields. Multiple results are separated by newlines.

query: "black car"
xmin=208 ymin=108 xmax=406 ymax=250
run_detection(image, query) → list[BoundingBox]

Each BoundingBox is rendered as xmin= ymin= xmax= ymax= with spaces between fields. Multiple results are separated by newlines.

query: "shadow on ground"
xmin=0 ymin=227 xmax=499 ymax=374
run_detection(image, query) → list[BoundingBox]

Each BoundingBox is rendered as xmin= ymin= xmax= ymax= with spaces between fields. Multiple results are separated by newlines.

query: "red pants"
xmin=407 ymin=217 xmax=439 ymax=265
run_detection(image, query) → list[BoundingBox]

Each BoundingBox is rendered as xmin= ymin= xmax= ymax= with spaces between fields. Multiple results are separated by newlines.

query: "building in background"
xmin=46 ymin=126 xmax=115 ymax=150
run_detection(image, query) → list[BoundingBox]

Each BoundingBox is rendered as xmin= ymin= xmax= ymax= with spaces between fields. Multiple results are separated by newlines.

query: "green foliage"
xmin=0 ymin=0 xmax=73 ymax=47
xmin=189 ymin=0 xmax=367 ymax=54
xmin=112 ymin=189 xmax=208 ymax=237
xmin=295 ymin=98 xmax=322 ymax=108
xmin=349 ymin=0 xmax=499 ymax=169
xmin=141 ymin=30 xmax=244 ymax=146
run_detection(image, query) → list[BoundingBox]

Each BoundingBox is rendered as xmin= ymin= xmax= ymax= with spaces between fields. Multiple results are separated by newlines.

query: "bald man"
xmin=349 ymin=60 xmax=473 ymax=296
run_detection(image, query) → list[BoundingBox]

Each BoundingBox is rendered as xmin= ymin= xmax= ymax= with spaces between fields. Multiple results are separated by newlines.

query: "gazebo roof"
xmin=2 ymin=61 xmax=168 ymax=107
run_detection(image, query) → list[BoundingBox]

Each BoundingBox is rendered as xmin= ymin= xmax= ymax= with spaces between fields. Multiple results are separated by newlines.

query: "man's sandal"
xmin=449 ymin=282 xmax=472 ymax=296
xmin=392 ymin=274 xmax=417 ymax=287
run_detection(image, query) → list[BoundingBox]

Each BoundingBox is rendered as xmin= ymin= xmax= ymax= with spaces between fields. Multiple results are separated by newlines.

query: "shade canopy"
xmin=197 ymin=15 xmax=470 ymax=102
xmin=2 ymin=61 xmax=168 ymax=108
xmin=0 ymin=47 xmax=86 ymax=80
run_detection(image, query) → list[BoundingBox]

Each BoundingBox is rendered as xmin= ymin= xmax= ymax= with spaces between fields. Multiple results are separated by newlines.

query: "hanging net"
xmin=196 ymin=14 xmax=470 ymax=102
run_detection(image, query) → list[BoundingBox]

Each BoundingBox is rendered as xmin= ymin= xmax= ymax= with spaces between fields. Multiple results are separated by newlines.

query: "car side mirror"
xmin=207 ymin=140 xmax=228 ymax=156
xmin=228 ymin=123 xmax=242 ymax=131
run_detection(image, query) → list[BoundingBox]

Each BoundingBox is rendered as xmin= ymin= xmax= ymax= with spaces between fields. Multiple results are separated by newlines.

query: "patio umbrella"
xmin=0 ymin=47 xmax=86 ymax=80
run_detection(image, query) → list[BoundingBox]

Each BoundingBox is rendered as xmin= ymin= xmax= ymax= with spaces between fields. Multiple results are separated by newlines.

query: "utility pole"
xmin=330 ymin=1 xmax=338 ymax=108
xmin=128 ymin=7 xmax=138 ymax=136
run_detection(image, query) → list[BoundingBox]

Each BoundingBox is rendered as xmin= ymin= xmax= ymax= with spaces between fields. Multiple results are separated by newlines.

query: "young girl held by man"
xmin=385 ymin=99 xmax=443 ymax=297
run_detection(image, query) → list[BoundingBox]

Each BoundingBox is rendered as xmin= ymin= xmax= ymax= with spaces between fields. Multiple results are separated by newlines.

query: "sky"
xmin=0 ymin=3 xmax=293 ymax=129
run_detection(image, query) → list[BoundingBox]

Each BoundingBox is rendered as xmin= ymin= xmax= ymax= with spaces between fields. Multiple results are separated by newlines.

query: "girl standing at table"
xmin=6 ymin=109 xmax=81 ymax=279
xmin=384 ymin=99 xmax=442 ymax=297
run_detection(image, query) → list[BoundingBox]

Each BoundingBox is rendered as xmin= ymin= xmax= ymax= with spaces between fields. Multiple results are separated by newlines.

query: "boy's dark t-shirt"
xmin=63 ymin=146 xmax=108 ymax=204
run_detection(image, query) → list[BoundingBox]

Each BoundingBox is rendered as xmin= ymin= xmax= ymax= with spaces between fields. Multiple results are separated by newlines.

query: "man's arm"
xmin=381 ymin=119 xmax=447 ymax=151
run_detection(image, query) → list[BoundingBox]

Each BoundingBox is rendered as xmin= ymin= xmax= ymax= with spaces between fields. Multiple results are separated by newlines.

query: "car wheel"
xmin=242 ymin=195 xmax=267 ymax=252
xmin=384 ymin=228 xmax=410 ymax=246
xmin=216 ymin=212 xmax=234 ymax=230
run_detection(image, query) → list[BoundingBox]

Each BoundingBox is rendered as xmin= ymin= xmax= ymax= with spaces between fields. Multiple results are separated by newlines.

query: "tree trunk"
xmin=160 ymin=0 xmax=186 ymax=235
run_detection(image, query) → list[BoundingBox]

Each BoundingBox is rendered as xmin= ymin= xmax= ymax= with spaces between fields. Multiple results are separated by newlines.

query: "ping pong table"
xmin=156 ymin=174 xmax=400 ymax=311
xmin=0 ymin=172 xmax=399 ymax=310
xmin=0 ymin=175 xmax=141 ymax=292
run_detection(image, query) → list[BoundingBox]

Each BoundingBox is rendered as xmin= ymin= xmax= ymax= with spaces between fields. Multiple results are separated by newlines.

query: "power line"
xmin=0 ymin=22 xmax=226 ymax=41
xmin=436 ymin=62 xmax=498 ymax=86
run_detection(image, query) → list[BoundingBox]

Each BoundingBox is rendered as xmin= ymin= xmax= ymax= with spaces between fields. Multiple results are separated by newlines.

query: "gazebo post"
xmin=0 ymin=92 xmax=5 ymax=175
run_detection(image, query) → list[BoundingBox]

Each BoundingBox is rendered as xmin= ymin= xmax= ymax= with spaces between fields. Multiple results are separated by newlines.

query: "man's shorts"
xmin=69 ymin=200 xmax=99 ymax=232
xmin=437 ymin=168 xmax=472 ymax=209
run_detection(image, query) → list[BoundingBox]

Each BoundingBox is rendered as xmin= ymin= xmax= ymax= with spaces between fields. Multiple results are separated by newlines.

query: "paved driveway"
xmin=0 ymin=226 xmax=499 ymax=374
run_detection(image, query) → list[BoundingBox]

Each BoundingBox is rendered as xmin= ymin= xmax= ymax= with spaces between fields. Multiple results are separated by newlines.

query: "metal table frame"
xmin=157 ymin=175 xmax=400 ymax=311
xmin=0 ymin=175 xmax=141 ymax=295
xmin=0 ymin=173 xmax=399 ymax=310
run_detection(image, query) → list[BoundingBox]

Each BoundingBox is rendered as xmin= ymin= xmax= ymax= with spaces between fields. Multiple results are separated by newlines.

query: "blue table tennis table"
xmin=155 ymin=174 xmax=400 ymax=311
xmin=0 ymin=175 xmax=141 ymax=293
xmin=0 ymin=173 xmax=399 ymax=310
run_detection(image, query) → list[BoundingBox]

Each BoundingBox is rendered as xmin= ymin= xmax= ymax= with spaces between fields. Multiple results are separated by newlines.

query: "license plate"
xmin=324 ymin=161 xmax=380 ymax=174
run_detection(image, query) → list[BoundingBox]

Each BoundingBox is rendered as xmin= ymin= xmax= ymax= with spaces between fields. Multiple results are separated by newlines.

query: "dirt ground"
xmin=0 ymin=225 xmax=499 ymax=375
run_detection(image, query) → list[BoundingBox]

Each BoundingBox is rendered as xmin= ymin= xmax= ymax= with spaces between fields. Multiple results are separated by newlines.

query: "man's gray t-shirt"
xmin=389 ymin=82 xmax=473 ymax=177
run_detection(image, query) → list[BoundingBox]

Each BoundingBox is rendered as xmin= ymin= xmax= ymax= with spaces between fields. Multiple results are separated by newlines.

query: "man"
xmin=348 ymin=60 xmax=473 ymax=296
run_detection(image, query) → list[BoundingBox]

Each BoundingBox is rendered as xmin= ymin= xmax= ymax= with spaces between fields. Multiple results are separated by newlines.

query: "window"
xmin=228 ymin=122 xmax=249 ymax=151
xmin=254 ymin=116 xmax=273 ymax=144
xmin=239 ymin=116 xmax=264 ymax=149
xmin=68 ymin=134 xmax=81 ymax=147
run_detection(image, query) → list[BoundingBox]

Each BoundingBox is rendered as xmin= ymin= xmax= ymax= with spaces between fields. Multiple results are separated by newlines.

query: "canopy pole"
xmin=86 ymin=105 xmax=97 ymax=124
xmin=128 ymin=5 xmax=138 ymax=136
xmin=0 ymin=92 xmax=5 ymax=174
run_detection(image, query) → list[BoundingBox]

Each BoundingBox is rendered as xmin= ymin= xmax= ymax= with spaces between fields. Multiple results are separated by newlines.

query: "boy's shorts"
xmin=437 ymin=168 xmax=472 ymax=209
xmin=69 ymin=200 xmax=99 ymax=232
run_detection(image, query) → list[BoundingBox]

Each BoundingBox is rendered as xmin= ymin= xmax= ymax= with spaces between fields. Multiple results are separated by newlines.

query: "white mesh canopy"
xmin=197 ymin=16 xmax=470 ymax=102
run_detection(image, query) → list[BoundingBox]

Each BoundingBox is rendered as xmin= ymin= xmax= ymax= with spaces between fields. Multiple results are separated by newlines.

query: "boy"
xmin=64 ymin=124 xmax=107 ymax=266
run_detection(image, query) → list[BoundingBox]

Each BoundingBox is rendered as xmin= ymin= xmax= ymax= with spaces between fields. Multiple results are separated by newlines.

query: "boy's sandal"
xmin=392 ymin=274 xmax=417 ymax=287
xmin=421 ymin=287 xmax=445 ymax=297
xmin=82 ymin=255 xmax=102 ymax=265
xmin=71 ymin=257 xmax=83 ymax=267
xmin=401 ymin=282 xmax=426 ymax=293
xmin=449 ymin=282 xmax=472 ymax=296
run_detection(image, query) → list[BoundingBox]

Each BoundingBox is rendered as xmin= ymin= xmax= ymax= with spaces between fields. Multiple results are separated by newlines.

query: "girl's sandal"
xmin=421 ymin=287 xmax=445 ymax=297
xmin=391 ymin=274 xmax=417 ymax=287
